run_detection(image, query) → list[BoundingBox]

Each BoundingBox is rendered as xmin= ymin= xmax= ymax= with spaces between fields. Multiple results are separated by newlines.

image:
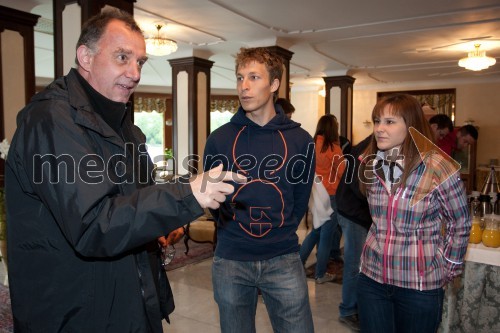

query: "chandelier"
xmin=458 ymin=44 xmax=496 ymax=71
xmin=145 ymin=24 xmax=178 ymax=57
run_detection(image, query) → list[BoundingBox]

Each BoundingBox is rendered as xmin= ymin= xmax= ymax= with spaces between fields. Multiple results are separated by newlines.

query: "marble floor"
xmin=162 ymin=220 xmax=352 ymax=333
xmin=0 ymin=219 xmax=353 ymax=332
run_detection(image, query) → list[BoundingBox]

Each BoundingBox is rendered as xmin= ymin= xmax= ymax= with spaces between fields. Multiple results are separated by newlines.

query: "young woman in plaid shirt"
xmin=356 ymin=94 xmax=470 ymax=333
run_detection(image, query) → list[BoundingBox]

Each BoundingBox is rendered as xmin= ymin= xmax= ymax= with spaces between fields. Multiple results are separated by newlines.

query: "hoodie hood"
xmin=230 ymin=103 xmax=301 ymax=130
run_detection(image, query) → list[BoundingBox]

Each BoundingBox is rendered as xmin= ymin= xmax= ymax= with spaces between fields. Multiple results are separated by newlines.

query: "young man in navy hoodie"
xmin=204 ymin=47 xmax=315 ymax=332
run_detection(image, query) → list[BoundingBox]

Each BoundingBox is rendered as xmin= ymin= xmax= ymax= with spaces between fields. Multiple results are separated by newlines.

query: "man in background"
xmin=336 ymin=135 xmax=373 ymax=332
xmin=437 ymin=124 xmax=478 ymax=156
xmin=275 ymin=97 xmax=295 ymax=119
xmin=429 ymin=114 xmax=453 ymax=142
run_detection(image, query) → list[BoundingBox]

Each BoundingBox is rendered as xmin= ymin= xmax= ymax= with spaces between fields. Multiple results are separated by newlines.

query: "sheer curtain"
xmin=210 ymin=97 xmax=239 ymax=132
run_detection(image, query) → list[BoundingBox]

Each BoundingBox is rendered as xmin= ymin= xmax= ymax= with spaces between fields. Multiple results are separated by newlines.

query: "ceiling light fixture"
xmin=458 ymin=44 xmax=496 ymax=71
xmin=145 ymin=24 xmax=178 ymax=57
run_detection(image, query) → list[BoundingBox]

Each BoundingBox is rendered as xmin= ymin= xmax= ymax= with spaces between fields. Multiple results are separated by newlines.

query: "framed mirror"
xmin=377 ymin=88 xmax=456 ymax=124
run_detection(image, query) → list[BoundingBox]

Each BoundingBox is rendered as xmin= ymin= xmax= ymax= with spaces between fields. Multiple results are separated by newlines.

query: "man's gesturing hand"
xmin=189 ymin=164 xmax=247 ymax=209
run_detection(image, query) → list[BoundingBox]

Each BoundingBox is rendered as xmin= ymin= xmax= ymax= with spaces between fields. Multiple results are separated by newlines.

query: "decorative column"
xmin=0 ymin=6 xmax=40 ymax=186
xmin=53 ymin=0 xmax=135 ymax=78
xmin=168 ymin=57 xmax=214 ymax=175
xmin=265 ymin=46 xmax=293 ymax=100
xmin=323 ymin=75 xmax=355 ymax=140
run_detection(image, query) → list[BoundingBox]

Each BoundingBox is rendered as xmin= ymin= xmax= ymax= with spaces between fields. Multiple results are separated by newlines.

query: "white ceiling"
xmin=2 ymin=0 xmax=500 ymax=92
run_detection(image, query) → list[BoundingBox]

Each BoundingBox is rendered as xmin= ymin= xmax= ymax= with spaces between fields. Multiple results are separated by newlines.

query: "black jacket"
xmin=5 ymin=69 xmax=203 ymax=332
xmin=336 ymin=135 xmax=373 ymax=230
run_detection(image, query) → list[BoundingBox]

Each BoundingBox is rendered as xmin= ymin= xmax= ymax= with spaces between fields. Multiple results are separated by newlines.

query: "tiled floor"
xmin=0 ymin=219 xmax=353 ymax=332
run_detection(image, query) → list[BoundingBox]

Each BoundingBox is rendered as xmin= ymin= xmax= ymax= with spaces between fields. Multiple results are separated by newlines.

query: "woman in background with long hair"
xmin=300 ymin=114 xmax=345 ymax=284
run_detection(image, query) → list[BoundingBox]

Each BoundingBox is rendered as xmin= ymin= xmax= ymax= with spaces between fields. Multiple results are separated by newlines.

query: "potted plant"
xmin=165 ymin=148 xmax=174 ymax=172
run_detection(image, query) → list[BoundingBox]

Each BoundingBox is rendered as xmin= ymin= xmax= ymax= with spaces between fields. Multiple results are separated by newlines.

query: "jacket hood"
xmin=230 ymin=103 xmax=301 ymax=130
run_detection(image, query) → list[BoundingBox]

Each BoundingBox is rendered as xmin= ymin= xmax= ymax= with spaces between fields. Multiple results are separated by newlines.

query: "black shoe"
xmin=339 ymin=314 xmax=360 ymax=331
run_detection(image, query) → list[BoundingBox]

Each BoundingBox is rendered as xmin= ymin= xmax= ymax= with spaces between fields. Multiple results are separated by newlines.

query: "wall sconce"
xmin=363 ymin=120 xmax=372 ymax=127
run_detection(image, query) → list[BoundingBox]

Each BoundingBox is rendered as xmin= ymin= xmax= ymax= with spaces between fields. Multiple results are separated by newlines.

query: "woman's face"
xmin=373 ymin=105 xmax=408 ymax=152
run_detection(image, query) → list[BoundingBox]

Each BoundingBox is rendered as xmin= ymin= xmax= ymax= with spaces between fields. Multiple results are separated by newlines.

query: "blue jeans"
xmin=212 ymin=252 xmax=314 ymax=333
xmin=329 ymin=199 xmax=342 ymax=260
xmin=300 ymin=196 xmax=336 ymax=278
xmin=338 ymin=213 xmax=368 ymax=317
xmin=357 ymin=273 xmax=444 ymax=333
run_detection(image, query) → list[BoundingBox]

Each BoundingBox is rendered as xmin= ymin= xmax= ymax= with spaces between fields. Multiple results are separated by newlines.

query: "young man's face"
xmin=430 ymin=124 xmax=450 ymax=141
xmin=79 ymin=20 xmax=148 ymax=103
xmin=236 ymin=61 xmax=278 ymax=113
xmin=457 ymin=133 xmax=475 ymax=150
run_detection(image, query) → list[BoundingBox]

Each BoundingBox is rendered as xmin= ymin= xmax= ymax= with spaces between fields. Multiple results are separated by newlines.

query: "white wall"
xmin=290 ymin=80 xmax=500 ymax=169
xmin=290 ymin=89 xmax=324 ymax=137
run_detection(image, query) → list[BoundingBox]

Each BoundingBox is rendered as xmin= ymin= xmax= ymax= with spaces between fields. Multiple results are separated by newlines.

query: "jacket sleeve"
xmin=437 ymin=168 xmax=471 ymax=282
xmin=11 ymin=100 xmax=203 ymax=257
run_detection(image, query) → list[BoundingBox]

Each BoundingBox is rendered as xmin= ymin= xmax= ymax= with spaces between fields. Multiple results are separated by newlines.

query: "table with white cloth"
xmin=438 ymin=243 xmax=500 ymax=333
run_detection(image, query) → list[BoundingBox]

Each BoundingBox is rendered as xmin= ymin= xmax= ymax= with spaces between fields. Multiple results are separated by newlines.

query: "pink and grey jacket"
xmin=360 ymin=151 xmax=471 ymax=291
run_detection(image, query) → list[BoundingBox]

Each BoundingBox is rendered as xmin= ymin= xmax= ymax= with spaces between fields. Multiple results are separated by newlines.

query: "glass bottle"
xmin=494 ymin=193 xmax=499 ymax=215
xmin=469 ymin=191 xmax=483 ymax=244
xmin=481 ymin=213 xmax=500 ymax=248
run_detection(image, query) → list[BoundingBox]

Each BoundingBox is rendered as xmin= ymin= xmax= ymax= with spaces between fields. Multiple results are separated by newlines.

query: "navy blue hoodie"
xmin=204 ymin=104 xmax=315 ymax=261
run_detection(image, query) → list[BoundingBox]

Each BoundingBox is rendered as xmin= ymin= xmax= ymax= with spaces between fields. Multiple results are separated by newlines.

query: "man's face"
xmin=236 ymin=61 xmax=278 ymax=114
xmin=457 ymin=133 xmax=475 ymax=150
xmin=430 ymin=124 xmax=450 ymax=141
xmin=83 ymin=20 xmax=148 ymax=103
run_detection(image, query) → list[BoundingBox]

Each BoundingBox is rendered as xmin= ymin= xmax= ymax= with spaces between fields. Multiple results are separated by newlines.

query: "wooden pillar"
xmin=168 ymin=57 xmax=214 ymax=175
xmin=54 ymin=0 xmax=135 ymax=78
xmin=323 ymin=75 xmax=355 ymax=140
xmin=0 ymin=6 xmax=40 ymax=186
xmin=265 ymin=46 xmax=293 ymax=100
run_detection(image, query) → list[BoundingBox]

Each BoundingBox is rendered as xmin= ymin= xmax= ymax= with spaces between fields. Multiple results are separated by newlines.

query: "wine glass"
xmin=161 ymin=245 xmax=176 ymax=267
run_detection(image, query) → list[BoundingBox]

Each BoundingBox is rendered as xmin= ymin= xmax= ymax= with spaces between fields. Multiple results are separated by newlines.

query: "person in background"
xmin=300 ymin=114 xmax=345 ymax=284
xmin=332 ymin=115 xmax=352 ymax=154
xmin=328 ymin=114 xmax=350 ymax=262
xmin=437 ymin=124 xmax=478 ymax=156
xmin=203 ymin=47 xmax=315 ymax=333
xmin=356 ymin=93 xmax=470 ymax=333
xmin=336 ymin=134 xmax=373 ymax=332
xmin=428 ymin=114 xmax=453 ymax=142
xmin=5 ymin=9 xmax=243 ymax=332
xmin=275 ymin=97 xmax=295 ymax=119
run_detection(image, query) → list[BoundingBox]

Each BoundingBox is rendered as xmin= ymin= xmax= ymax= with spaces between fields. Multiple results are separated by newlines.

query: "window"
xmin=134 ymin=110 xmax=164 ymax=159
xmin=133 ymin=94 xmax=172 ymax=161
xmin=210 ymin=96 xmax=239 ymax=132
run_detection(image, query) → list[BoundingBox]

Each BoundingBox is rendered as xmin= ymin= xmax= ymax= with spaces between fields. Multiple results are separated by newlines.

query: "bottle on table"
xmin=469 ymin=191 xmax=483 ymax=244
xmin=482 ymin=213 xmax=500 ymax=248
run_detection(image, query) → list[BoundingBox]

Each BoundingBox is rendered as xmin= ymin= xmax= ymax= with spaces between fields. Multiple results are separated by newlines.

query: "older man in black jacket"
xmin=5 ymin=9 xmax=243 ymax=332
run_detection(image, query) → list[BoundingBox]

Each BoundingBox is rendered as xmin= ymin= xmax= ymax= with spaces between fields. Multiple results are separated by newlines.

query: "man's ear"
xmin=270 ymin=78 xmax=280 ymax=93
xmin=76 ymin=45 xmax=93 ymax=72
